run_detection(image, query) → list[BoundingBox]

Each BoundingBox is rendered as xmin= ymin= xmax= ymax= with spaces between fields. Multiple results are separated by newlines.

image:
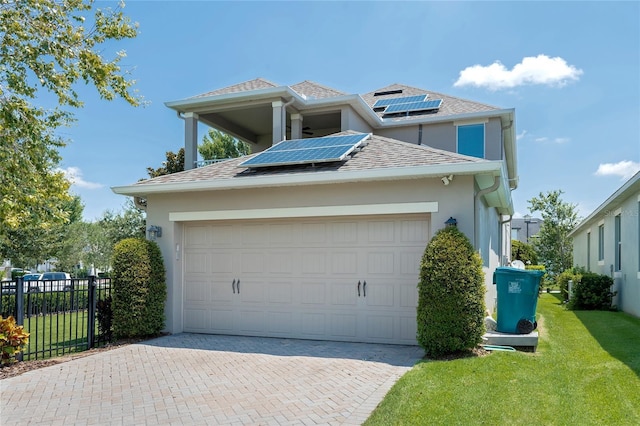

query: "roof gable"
xmin=191 ymin=78 xmax=279 ymax=98
xmin=290 ymin=81 xmax=346 ymax=99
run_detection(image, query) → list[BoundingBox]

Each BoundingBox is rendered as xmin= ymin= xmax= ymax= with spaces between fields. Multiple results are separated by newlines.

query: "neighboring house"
xmin=511 ymin=216 xmax=542 ymax=244
xmin=569 ymin=171 xmax=640 ymax=317
xmin=113 ymin=79 xmax=518 ymax=345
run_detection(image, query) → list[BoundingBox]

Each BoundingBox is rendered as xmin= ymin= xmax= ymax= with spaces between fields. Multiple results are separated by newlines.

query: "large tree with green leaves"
xmin=0 ymin=0 xmax=141 ymax=250
xmin=199 ymin=129 xmax=250 ymax=160
xmin=528 ymin=190 xmax=580 ymax=276
xmin=147 ymin=148 xmax=185 ymax=178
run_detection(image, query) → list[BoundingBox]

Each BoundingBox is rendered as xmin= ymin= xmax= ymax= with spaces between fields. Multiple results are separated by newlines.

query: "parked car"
xmin=22 ymin=273 xmax=43 ymax=292
xmin=26 ymin=272 xmax=72 ymax=292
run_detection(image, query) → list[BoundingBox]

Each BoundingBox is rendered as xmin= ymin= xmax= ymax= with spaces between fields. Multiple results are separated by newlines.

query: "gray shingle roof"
xmin=191 ymin=78 xmax=278 ymax=98
xmin=136 ymin=131 xmax=485 ymax=186
xmin=361 ymin=83 xmax=501 ymax=120
xmin=290 ymin=81 xmax=347 ymax=99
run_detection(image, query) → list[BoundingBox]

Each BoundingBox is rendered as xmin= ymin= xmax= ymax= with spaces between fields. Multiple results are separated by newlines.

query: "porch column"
xmin=184 ymin=112 xmax=198 ymax=170
xmin=290 ymin=113 xmax=303 ymax=140
xmin=272 ymin=101 xmax=284 ymax=144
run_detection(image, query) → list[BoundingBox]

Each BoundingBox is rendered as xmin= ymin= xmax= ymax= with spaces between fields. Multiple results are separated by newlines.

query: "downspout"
xmin=474 ymin=175 xmax=501 ymax=253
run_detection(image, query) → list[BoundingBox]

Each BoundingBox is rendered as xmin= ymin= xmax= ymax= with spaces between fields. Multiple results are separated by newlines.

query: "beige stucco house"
xmin=569 ymin=171 xmax=640 ymax=317
xmin=113 ymin=79 xmax=518 ymax=345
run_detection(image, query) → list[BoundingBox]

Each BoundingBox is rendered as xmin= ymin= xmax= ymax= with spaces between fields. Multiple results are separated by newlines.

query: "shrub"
xmin=417 ymin=226 xmax=486 ymax=357
xmin=568 ymin=272 xmax=615 ymax=311
xmin=557 ymin=267 xmax=583 ymax=300
xmin=96 ymin=296 xmax=113 ymax=341
xmin=0 ymin=316 xmax=29 ymax=365
xmin=111 ymin=238 xmax=167 ymax=339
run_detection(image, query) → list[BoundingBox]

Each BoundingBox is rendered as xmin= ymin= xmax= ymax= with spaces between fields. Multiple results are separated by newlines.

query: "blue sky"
xmin=58 ymin=1 xmax=640 ymax=222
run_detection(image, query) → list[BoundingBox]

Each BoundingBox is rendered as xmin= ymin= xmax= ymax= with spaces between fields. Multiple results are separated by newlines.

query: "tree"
xmin=0 ymin=1 xmax=141 ymax=248
xmin=511 ymin=239 xmax=538 ymax=265
xmin=199 ymin=129 xmax=250 ymax=160
xmin=528 ymin=190 xmax=580 ymax=276
xmin=147 ymin=148 xmax=185 ymax=178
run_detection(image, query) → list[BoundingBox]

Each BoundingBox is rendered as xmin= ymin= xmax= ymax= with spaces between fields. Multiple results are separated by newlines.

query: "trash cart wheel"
xmin=516 ymin=319 xmax=534 ymax=334
xmin=533 ymin=321 xmax=538 ymax=330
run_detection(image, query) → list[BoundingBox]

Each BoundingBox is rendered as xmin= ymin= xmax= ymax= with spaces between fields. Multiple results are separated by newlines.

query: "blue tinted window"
xmin=457 ymin=124 xmax=485 ymax=158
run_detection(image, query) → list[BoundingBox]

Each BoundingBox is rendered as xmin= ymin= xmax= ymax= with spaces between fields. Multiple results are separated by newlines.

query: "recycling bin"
xmin=493 ymin=267 xmax=545 ymax=334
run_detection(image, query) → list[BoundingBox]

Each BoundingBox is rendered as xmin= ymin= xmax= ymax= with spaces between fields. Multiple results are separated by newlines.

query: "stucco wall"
xmin=572 ymin=193 xmax=640 ymax=317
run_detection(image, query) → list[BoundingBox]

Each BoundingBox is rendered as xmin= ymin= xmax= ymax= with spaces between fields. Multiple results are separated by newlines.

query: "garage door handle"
xmin=232 ymin=279 xmax=236 ymax=294
xmin=363 ymin=280 xmax=367 ymax=297
xmin=357 ymin=280 xmax=361 ymax=297
xmin=237 ymin=279 xmax=240 ymax=294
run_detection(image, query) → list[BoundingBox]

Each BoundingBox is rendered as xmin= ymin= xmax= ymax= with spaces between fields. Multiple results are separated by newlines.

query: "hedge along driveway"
xmin=364 ymin=293 xmax=640 ymax=425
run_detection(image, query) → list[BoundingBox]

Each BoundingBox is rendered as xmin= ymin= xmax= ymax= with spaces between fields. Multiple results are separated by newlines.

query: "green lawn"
xmin=365 ymin=293 xmax=640 ymax=425
xmin=22 ymin=311 xmax=93 ymax=360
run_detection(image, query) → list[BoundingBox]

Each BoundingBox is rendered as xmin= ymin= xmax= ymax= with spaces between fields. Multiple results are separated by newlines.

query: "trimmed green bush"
xmin=557 ymin=267 xmax=583 ymax=300
xmin=111 ymin=238 xmax=166 ymax=339
xmin=417 ymin=226 xmax=486 ymax=357
xmin=568 ymin=272 xmax=615 ymax=311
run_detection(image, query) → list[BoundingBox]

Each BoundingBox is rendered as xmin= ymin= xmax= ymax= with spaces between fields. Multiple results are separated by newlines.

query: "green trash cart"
xmin=493 ymin=267 xmax=545 ymax=334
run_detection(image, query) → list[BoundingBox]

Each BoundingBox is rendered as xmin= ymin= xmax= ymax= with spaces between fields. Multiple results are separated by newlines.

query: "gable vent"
xmin=374 ymin=89 xmax=403 ymax=96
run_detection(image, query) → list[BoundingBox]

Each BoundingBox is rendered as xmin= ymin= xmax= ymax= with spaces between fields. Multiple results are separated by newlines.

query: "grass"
xmin=22 ymin=311 xmax=93 ymax=360
xmin=364 ymin=293 xmax=640 ymax=425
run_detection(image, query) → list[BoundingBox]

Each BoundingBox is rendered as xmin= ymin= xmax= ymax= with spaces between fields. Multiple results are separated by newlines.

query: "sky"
xmin=55 ymin=0 xmax=640 ymax=222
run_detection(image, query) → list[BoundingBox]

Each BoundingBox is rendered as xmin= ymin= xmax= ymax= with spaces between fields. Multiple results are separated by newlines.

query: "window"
xmin=615 ymin=214 xmax=621 ymax=271
xmin=457 ymin=124 xmax=485 ymax=158
xmin=598 ymin=224 xmax=604 ymax=261
xmin=511 ymin=228 xmax=519 ymax=241
xmin=587 ymin=232 xmax=591 ymax=271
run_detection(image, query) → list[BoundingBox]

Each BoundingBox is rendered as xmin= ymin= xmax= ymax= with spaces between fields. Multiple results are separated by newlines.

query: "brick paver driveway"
xmin=0 ymin=334 xmax=423 ymax=425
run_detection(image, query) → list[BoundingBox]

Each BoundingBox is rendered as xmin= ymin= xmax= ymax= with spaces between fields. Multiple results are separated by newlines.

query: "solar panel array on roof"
xmin=384 ymin=99 xmax=443 ymax=114
xmin=373 ymin=94 xmax=427 ymax=108
xmin=239 ymin=133 xmax=370 ymax=168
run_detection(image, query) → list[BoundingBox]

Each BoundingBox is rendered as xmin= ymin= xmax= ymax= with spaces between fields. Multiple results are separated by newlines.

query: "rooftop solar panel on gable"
xmin=268 ymin=134 xmax=369 ymax=152
xmin=372 ymin=94 xmax=427 ymax=109
xmin=239 ymin=133 xmax=370 ymax=168
xmin=383 ymin=99 xmax=443 ymax=114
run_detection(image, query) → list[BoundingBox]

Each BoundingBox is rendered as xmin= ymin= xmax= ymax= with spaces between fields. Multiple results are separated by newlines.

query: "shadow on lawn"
xmin=573 ymin=309 xmax=640 ymax=378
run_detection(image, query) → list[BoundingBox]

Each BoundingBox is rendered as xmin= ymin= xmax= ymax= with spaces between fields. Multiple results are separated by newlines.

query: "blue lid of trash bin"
xmin=493 ymin=267 xmax=545 ymax=284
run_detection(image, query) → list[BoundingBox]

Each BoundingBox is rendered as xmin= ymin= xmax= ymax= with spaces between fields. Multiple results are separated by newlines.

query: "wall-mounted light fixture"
xmin=441 ymin=175 xmax=454 ymax=186
xmin=445 ymin=217 xmax=458 ymax=227
xmin=147 ymin=225 xmax=162 ymax=240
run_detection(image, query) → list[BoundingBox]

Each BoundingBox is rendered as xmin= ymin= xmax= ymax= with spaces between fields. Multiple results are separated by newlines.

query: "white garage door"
xmin=183 ymin=214 xmax=429 ymax=345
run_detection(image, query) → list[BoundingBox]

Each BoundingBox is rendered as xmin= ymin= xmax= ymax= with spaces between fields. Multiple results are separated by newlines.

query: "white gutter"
xmin=112 ymin=161 xmax=504 ymax=196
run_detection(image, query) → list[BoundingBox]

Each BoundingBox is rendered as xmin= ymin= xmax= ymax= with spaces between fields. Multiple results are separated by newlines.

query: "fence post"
xmin=87 ymin=275 xmax=97 ymax=349
xmin=16 ymin=277 xmax=24 ymax=361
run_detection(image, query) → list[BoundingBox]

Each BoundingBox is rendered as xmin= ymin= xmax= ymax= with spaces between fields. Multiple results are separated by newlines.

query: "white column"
xmin=272 ymin=101 xmax=284 ymax=144
xmin=290 ymin=113 xmax=303 ymax=139
xmin=183 ymin=112 xmax=199 ymax=170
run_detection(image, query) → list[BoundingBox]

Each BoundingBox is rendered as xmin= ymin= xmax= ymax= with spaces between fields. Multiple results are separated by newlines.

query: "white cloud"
xmin=454 ymin=54 xmax=583 ymax=90
xmin=516 ymin=130 xmax=528 ymax=140
xmin=533 ymin=136 xmax=570 ymax=144
xmin=594 ymin=161 xmax=640 ymax=181
xmin=59 ymin=167 xmax=104 ymax=189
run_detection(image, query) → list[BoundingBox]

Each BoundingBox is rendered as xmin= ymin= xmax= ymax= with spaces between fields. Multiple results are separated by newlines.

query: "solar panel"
xmin=239 ymin=133 xmax=370 ymax=168
xmin=373 ymin=94 xmax=427 ymax=109
xmin=383 ymin=99 xmax=443 ymax=114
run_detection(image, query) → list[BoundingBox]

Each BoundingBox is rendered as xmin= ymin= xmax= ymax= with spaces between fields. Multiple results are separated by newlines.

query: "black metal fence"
xmin=0 ymin=276 xmax=112 ymax=360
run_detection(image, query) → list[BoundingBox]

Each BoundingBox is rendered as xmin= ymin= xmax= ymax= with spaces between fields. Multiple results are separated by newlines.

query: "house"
xmin=569 ymin=171 xmax=640 ymax=317
xmin=511 ymin=216 xmax=542 ymax=244
xmin=112 ymin=79 xmax=518 ymax=345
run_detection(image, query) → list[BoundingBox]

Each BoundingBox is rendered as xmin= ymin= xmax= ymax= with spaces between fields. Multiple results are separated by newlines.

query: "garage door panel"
xmin=300 ymin=281 xmax=326 ymax=305
xmin=331 ymin=281 xmax=358 ymax=306
xmin=236 ymin=309 xmax=266 ymax=333
xmin=301 ymin=252 xmax=327 ymax=274
xmin=184 ymin=308 xmax=209 ymax=331
xmin=331 ymin=252 xmax=358 ymax=274
xmin=367 ymin=252 xmax=395 ymax=275
xmin=237 ymin=279 xmax=265 ymax=304
xmin=267 ymin=251 xmax=295 ymax=274
xmin=185 ymin=251 xmax=209 ymax=274
xmin=184 ymin=215 xmax=429 ymax=345
xmin=267 ymin=311 xmax=294 ymax=335
xmin=240 ymin=252 xmax=265 ymax=274
xmin=267 ymin=281 xmax=294 ymax=304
